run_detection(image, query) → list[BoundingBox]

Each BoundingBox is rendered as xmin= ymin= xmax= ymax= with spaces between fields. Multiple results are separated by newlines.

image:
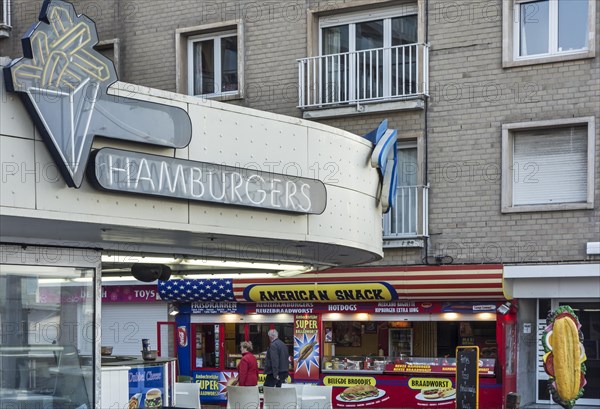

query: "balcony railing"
xmin=383 ymin=185 xmax=429 ymax=239
xmin=298 ymin=43 xmax=429 ymax=109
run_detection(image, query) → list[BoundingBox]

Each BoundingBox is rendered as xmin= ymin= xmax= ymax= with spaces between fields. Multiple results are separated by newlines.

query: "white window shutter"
xmin=513 ymin=126 xmax=587 ymax=205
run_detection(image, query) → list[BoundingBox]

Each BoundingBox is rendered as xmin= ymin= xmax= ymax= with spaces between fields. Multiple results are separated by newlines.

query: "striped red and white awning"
xmin=232 ymin=264 xmax=505 ymax=302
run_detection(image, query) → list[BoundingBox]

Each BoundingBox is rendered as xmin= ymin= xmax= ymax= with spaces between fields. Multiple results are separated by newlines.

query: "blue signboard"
xmin=181 ymin=301 xmax=243 ymax=314
xmin=128 ymin=365 xmax=165 ymax=408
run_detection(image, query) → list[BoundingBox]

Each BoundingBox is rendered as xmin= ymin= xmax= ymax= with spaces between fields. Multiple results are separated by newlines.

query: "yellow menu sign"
xmin=245 ymin=283 xmax=396 ymax=302
xmin=323 ymin=376 xmax=377 ymax=387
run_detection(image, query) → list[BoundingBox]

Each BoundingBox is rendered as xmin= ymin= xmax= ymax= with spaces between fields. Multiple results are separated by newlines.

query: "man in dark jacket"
xmin=263 ymin=329 xmax=289 ymax=387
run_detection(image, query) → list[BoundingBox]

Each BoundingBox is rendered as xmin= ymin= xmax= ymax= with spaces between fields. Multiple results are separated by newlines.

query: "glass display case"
xmin=0 ymin=345 xmax=93 ymax=408
xmin=389 ymin=327 xmax=413 ymax=357
xmin=225 ymin=353 xmax=266 ymax=369
xmin=321 ymin=355 xmax=390 ymax=373
xmin=385 ymin=356 xmax=497 ymax=376
xmin=0 ymin=263 xmax=96 ymax=408
xmin=321 ymin=355 xmax=496 ymax=376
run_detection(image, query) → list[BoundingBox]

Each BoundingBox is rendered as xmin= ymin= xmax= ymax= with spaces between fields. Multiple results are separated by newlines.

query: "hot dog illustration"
xmin=542 ymin=305 xmax=587 ymax=409
xmin=298 ymin=341 xmax=317 ymax=361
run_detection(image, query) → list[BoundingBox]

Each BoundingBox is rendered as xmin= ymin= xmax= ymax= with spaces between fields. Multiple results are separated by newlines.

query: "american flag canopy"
xmin=158 ymin=279 xmax=235 ymax=302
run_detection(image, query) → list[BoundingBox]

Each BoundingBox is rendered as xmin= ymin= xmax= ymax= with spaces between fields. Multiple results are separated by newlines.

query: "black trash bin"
xmin=506 ymin=392 xmax=520 ymax=409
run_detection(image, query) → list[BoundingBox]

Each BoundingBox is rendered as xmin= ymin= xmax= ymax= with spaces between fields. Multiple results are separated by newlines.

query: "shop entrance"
xmin=157 ymin=322 xmax=177 ymax=359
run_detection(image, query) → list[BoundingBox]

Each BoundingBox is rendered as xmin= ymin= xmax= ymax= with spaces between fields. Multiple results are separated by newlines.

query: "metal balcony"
xmin=298 ymin=43 xmax=429 ymax=109
xmin=383 ymin=185 xmax=429 ymax=240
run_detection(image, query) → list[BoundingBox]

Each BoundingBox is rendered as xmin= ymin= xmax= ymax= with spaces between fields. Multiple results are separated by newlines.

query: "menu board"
xmin=456 ymin=347 xmax=479 ymax=409
xmin=382 ymin=358 xmax=495 ymax=376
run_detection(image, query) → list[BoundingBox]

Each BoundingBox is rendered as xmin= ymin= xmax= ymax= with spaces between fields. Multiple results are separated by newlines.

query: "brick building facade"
xmin=1 ymin=0 xmax=599 ymax=406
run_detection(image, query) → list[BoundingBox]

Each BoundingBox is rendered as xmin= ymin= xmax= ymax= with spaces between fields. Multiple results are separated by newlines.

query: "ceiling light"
xmin=101 ymin=255 xmax=312 ymax=272
xmin=37 ymin=276 xmax=93 ymax=284
xmin=101 ymin=276 xmax=144 ymax=283
xmin=172 ymin=272 xmax=277 ymax=280
xmin=276 ymin=267 xmax=315 ymax=277
xmin=178 ymin=259 xmax=311 ymax=271
xmin=102 ymin=255 xmax=177 ymax=264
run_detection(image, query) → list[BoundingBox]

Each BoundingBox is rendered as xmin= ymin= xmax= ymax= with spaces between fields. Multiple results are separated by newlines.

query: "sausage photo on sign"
xmin=298 ymin=341 xmax=317 ymax=361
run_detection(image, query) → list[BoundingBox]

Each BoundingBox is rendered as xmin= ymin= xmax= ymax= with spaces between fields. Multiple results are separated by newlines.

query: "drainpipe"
xmin=423 ymin=0 xmax=431 ymax=264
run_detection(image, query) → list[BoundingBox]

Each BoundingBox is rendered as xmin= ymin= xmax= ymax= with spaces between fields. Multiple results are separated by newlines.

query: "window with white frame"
xmin=187 ymin=31 xmax=238 ymax=97
xmin=503 ymin=0 xmax=595 ymax=66
xmin=502 ymin=117 xmax=595 ymax=212
xmin=303 ymin=4 xmax=424 ymax=108
xmin=384 ymin=142 xmax=428 ymax=239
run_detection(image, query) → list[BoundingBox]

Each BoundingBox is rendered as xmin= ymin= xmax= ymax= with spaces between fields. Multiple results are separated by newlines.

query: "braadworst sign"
xmin=4 ymin=0 xmax=327 ymax=215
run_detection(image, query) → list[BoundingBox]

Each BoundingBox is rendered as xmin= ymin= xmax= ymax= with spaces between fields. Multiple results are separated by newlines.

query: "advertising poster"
xmin=294 ymin=314 xmax=320 ymax=382
xmin=192 ymin=371 xmax=229 ymax=403
xmin=128 ymin=365 xmax=165 ymax=408
xmin=192 ymin=371 xmax=275 ymax=403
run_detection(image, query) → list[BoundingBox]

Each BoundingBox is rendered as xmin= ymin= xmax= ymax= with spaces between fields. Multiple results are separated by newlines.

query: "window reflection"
xmin=0 ymin=265 xmax=95 ymax=408
xmin=520 ymin=0 xmax=549 ymax=56
xmin=558 ymin=0 xmax=589 ymax=51
xmin=193 ymin=324 xmax=219 ymax=368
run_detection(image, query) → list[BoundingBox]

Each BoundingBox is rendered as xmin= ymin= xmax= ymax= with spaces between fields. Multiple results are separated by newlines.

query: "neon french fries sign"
xmin=4 ymin=0 xmax=326 ymax=214
xmin=4 ymin=0 xmax=192 ymax=188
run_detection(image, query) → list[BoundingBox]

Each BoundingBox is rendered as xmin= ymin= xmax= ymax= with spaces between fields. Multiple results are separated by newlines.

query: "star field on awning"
xmin=158 ymin=279 xmax=235 ymax=302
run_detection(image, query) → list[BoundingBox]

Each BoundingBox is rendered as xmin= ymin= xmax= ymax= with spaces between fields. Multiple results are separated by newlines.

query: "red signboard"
xmin=102 ymin=285 xmax=162 ymax=302
xmin=242 ymin=301 xmax=497 ymax=315
xmin=323 ymin=374 xmax=502 ymax=409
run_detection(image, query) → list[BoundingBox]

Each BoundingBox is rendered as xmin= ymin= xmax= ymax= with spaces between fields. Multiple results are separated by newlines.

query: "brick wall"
xmin=2 ymin=0 xmax=598 ymax=266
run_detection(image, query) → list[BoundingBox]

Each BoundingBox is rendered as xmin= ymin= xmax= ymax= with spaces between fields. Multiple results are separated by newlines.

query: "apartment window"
xmin=299 ymin=4 xmax=427 ymax=110
xmin=384 ymin=142 xmax=428 ymax=240
xmin=502 ymin=117 xmax=595 ymax=212
xmin=94 ymin=38 xmax=120 ymax=76
xmin=187 ymin=31 xmax=239 ymax=97
xmin=322 ymin=12 xmax=417 ymax=97
xmin=503 ymin=0 xmax=595 ymax=66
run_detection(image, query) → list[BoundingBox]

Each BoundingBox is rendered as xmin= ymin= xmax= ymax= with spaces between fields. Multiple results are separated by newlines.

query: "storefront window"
xmin=273 ymin=323 xmax=294 ymax=352
xmin=0 ymin=265 xmax=95 ymax=408
xmin=324 ymin=318 xmax=497 ymax=363
xmin=246 ymin=323 xmax=267 ymax=354
xmin=246 ymin=323 xmax=292 ymax=354
xmin=224 ymin=323 xmax=247 ymax=368
xmin=193 ymin=324 xmax=219 ymax=368
xmin=223 ymin=323 xmax=294 ymax=370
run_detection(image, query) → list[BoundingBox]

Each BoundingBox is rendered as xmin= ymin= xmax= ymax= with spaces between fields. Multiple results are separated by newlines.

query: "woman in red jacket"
xmin=237 ymin=341 xmax=259 ymax=386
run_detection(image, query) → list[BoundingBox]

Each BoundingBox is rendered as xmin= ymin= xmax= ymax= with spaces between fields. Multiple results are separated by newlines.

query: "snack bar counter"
xmin=101 ymin=356 xmax=177 ymax=408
